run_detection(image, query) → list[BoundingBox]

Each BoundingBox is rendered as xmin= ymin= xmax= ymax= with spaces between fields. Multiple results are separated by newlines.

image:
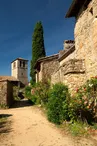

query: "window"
xmin=23 ymin=61 xmax=25 ymax=67
xmin=20 ymin=61 xmax=22 ymax=67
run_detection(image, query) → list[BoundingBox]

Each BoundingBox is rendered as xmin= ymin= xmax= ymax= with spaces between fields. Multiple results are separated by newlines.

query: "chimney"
xmin=63 ymin=40 xmax=75 ymax=50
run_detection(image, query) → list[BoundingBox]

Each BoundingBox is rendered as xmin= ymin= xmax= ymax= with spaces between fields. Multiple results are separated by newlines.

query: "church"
xmin=0 ymin=57 xmax=28 ymax=86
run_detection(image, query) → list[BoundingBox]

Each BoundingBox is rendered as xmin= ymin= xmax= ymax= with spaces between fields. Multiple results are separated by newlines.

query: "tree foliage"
xmin=30 ymin=21 xmax=46 ymax=83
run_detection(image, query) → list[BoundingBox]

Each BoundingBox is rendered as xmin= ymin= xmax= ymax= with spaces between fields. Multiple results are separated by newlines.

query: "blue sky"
xmin=0 ymin=0 xmax=75 ymax=79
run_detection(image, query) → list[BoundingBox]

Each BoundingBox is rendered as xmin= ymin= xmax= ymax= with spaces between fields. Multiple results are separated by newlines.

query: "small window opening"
xmin=89 ymin=7 xmax=93 ymax=15
xmin=23 ymin=61 xmax=25 ymax=67
xmin=20 ymin=61 xmax=22 ymax=67
xmin=21 ymin=73 xmax=23 ymax=75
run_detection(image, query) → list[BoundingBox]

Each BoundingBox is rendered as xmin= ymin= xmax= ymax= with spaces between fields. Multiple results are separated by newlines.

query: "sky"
xmin=0 ymin=0 xmax=75 ymax=79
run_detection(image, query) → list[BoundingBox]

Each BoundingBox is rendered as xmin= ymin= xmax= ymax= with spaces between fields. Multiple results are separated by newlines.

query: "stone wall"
xmin=11 ymin=60 xmax=18 ymax=79
xmin=63 ymin=74 xmax=85 ymax=93
xmin=50 ymin=68 xmax=61 ymax=85
xmin=51 ymin=59 xmax=86 ymax=93
xmin=62 ymin=59 xmax=85 ymax=75
xmin=74 ymin=0 xmax=97 ymax=79
xmin=0 ymin=80 xmax=14 ymax=107
xmin=41 ymin=59 xmax=59 ymax=82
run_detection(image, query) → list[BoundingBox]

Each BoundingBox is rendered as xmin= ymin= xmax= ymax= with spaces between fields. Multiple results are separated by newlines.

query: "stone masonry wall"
xmin=0 ymin=81 xmax=7 ymax=106
xmin=51 ymin=68 xmax=61 ymax=85
xmin=74 ymin=0 xmax=97 ymax=79
xmin=41 ymin=59 xmax=59 ymax=82
xmin=0 ymin=80 xmax=13 ymax=107
xmin=51 ymin=59 xmax=86 ymax=93
xmin=63 ymin=74 xmax=86 ymax=93
xmin=61 ymin=59 xmax=85 ymax=75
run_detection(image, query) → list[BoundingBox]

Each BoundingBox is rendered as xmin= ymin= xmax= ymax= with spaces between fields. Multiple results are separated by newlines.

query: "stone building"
xmin=66 ymin=0 xmax=97 ymax=79
xmin=11 ymin=58 xmax=28 ymax=85
xmin=0 ymin=79 xmax=14 ymax=107
xmin=35 ymin=54 xmax=59 ymax=82
xmin=51 ymin=0 xmax=97 ymax=93
xmin=34 ymin=0 xmax=97 ymax=93
xmin=51 ymin=40 xmax=85 ymax=91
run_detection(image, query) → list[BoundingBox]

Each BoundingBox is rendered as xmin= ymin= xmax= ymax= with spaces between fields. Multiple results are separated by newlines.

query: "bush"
xmin=34 ymin=81 xmax=50 ymax=105
xmin=47 ymin=83 xmax=70 ymax=124
xmin=25 ymin=81 xmax=50 ymax=105
xmin=68 ymin=76 xmax=97 ymax=123
xmin=68 ymin=95 xmax=94 ymax=123
xmin=13 ymin=86 xmax=19 ymax=100
xmin=25 ymin=86 xmax=37 ymax=104
xmin=25 ymin=86 xmax=32 ymax=99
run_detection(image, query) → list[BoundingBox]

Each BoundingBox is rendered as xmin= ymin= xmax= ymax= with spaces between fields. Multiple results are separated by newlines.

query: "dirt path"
xmin=0 ymin=100 xmax=97 ymax=146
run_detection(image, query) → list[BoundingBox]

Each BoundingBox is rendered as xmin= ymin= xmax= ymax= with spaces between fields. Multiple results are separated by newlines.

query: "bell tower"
xmin=11 ymin=58 xmax=28 ymax=85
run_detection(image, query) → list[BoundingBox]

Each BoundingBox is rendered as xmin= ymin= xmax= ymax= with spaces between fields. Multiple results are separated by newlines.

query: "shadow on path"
xmin=12 ymin=99 xmax=32 ymax=108
xmin=0 ymin=114 xmax=12 ymax=135
xmin=0 ymin=114 xmax=12 ymax=118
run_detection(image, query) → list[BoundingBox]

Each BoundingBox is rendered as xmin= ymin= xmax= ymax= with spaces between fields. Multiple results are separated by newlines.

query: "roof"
xmin=11 ymin=58 xmax=28 ymax=63
xmin=58 ymin=45 xmax=75 ymax=62
xmin=66 ymin=0 xmax=91 ymax=18
xmin=34 ymin=54 xmax=59 ymax=69
xmin=0 ymin=76 xmax=19 ymax=82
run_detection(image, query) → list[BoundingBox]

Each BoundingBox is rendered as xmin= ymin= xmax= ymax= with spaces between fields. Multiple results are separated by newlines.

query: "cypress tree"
xmin=30 ymin=21 xmax=46 ymax=84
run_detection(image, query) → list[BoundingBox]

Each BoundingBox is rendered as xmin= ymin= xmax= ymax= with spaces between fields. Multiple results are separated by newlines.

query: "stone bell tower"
xmin=11 ymin=58 xmax=28 ymax=85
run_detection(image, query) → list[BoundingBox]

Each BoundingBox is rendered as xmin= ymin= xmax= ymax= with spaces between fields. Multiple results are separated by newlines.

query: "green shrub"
xmin=25 ymin=81 xmax=50 ymax=105
xmin=47 ymin=83 xmax=70 ymax=124
xmin=25 ymin=86 xmax=32 ymax=98
xmin=30 ymin=81 xmax=50 ymax=106
xmin=25 ymin=86 xmax=37 ymax=104
xmin=13 ymin=86 xmax=19 ymax=101
xmin=68 ymin=76 xmax=97 ymax=123
xmin=68 ymin=95 xmax=94 ymax=123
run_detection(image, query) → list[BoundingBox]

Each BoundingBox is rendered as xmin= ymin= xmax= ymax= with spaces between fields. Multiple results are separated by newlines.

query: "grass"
xmin=14 ymin=96 xmax=21 ymax=101
xmin=60 ymin=120 xmax=90 ymax=137
xmin=68 ymin=121 xmax=89 ymax=137
xmin=0 ymin=117 xmax=7 ymax=123
xmin=0 ymin=104 xmax=8 ymax=109
xmin=91 ymin=123 xmax=97 ymax=130
xmin=0 ymin=116 xmax=8 ymax=134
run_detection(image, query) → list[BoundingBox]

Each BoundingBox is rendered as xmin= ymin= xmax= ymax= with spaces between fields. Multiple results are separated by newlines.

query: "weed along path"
xmin=0 ymin=100 xmax=97 ymax=146
xmin=0 ymin=100 xmax=73 ymax=146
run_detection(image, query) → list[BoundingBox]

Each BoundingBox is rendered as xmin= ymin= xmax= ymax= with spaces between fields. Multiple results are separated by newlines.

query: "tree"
xmin=30 ymin=21 xmax=46 ymax=84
